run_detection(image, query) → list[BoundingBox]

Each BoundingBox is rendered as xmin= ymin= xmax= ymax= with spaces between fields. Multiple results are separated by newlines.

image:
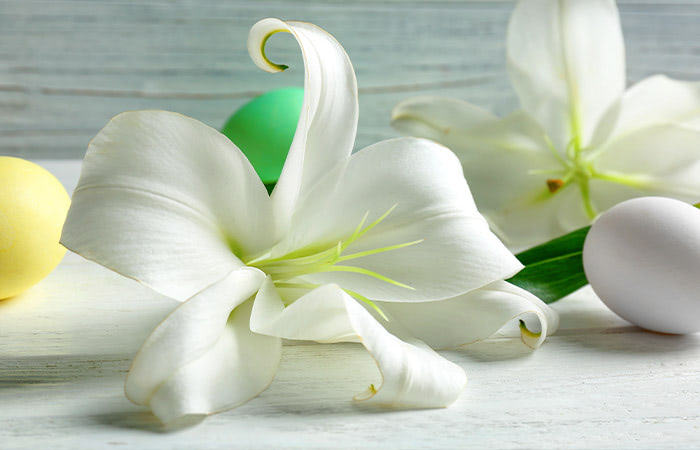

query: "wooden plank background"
xmin=2 ymin=0 xmax=700 ymax=159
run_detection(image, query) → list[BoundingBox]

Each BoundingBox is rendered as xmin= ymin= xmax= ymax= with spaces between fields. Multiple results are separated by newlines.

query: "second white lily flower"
xmin=61 ymin=18 xmax=557 ymax=425
xmin=393 ymin=0 xmax=700 ymax=250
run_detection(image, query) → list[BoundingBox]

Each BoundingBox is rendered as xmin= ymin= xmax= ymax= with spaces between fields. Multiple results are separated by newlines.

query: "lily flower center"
xmin=243 ymin=205 xmax=423 ymax=320
xmin=536 ymin=134 xmax=651 ymax=219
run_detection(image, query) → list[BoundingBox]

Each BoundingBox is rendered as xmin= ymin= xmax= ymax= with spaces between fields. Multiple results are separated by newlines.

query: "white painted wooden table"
xmin=1 ymin=161 xmax=699 ymax=449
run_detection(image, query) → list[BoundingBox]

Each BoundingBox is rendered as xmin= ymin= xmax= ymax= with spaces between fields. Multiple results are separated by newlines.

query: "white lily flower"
xmin=392 ymin=0 xmax=700 ymax=250
xmin=61 ymin=18 xmax=557 ymax=425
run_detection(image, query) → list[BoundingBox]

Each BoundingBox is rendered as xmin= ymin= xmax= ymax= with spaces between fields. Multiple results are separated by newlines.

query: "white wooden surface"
xmin=3 ymin=1 xmax=700 ymax=159
xmin=1 ymin=161 xmax=700 ymax=449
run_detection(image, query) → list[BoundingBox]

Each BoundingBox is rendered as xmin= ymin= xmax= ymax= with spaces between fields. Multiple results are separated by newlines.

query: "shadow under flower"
xmin=89 ymin=410 xmax=206 ymax=433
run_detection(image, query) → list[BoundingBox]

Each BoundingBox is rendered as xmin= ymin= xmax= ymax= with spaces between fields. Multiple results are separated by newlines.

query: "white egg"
xmin=583 ymin=196 xmax=700 ymax=334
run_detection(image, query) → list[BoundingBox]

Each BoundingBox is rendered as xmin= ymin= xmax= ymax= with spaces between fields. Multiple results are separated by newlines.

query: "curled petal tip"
xmin=248 ymin=18 xmax=292 ymax=73
xmin=519 ymin=319 xmax=543 ymax=349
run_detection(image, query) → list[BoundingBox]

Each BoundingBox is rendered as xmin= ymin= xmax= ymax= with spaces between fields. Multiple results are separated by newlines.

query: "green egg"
xmin=221 ymin=87 xmax=304 ymax=193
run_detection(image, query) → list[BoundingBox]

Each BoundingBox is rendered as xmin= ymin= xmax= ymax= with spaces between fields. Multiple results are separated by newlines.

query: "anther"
xmin=546 ymin=178 xmax=564 ymax=193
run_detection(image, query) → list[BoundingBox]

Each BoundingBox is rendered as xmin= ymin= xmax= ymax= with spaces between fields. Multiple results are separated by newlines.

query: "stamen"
xmin=274 ymin=281 xmax=320 ymax=289
xmin=246 ymin=240 xmax=340 ymax=266
xmin=591 ymin=170 xmax=653 ymax=189
xmin=543 ymin=134 xmax=567 ymax=166
xmin=274 ymin=281 xmax=389 ymax=321
xmin=337 ymin=239 xmax=424 ymax=263
xmin=246 ymin=204 xmax=420 ymax=320
xmin=321 ymin=265 xmax=415 ymax=290
xmin=342 ymin=288 xmax=389 ymax=321
xmin=343 ymin=204 xmax=398 ymax=251
xmin=347 ymin=210 xmax=370 ymax=245
xmin=565 ymin=137 xmax=578 ymax=160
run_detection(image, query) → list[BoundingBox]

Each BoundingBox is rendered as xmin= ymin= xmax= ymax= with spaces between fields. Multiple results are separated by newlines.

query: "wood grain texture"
xmin=2 ymin=0 xmax=700 ymax=158
xmin=2 ymin=160 xmax=700 ymax=449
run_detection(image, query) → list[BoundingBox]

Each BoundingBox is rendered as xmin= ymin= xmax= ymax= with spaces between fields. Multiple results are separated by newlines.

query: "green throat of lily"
xmin=537 ymin=134 xmax=654 ymax=219
xmin=243 ymin=205 xmax=424 ymax=320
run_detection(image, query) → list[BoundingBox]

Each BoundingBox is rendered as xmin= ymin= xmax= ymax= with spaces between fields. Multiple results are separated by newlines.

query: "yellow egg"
xmin=0 ymin=157 xmax=70 ymax=299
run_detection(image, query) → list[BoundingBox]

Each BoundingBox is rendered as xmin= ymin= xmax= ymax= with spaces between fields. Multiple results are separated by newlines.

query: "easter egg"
xmin=221 ymin=87 xmax=304 ymax=191
xmin=582 ymin=197 xmax=700 ymax=334
xmin=0 ymin=157 xmax=70 ymax=299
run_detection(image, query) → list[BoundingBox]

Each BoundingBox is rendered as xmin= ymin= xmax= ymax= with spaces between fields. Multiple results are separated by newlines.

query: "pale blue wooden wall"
xmin=1 ymin=0 xmax=699 ymax=158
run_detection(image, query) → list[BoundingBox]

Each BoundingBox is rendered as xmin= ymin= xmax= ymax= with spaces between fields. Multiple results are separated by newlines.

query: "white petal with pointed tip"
xmin=125 ymin=268 xmax=280 ymax=424
xmin=271 ymin=137 xmax=522 ymax=301
xmin=590 ymin=76 xmax=700 ymax=205
xmin=61 ymin=111 xmax=274 ymax=301
xmin=377 ymin=280 xmax=559 ymax=350
xmin=248 ymin=19 xmax=359 ymax=232
xmin=391 ymin=98 xmax=572 ymax=250
xmin=591 ymin=124 xmax=700 ymax=208
xmin=250 ymin=280 xmax=467 ymax=408
xmin=594 ymin=76 xmax=700 ymax=202
xmin=391 ymin=96 xmax=498 ymax=145
xmin=608 ymin=75 xmax=700 ymax=137
xmin=507 ymin=0 xmax=625 ymax=150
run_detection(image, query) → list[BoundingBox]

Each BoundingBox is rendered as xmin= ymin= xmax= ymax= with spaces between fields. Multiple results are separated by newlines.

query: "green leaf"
xmin=506 ymin=226 xmax=591 ymax=304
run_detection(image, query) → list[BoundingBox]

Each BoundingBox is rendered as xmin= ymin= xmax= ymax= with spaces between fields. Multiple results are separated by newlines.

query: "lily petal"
xmin=273 ymin=137 xmax=523 ymax=301
xmin=125 ymin=268 xmax=280 ymax=425
xmin=61 ymin=111 xmax=274 ymax=301
xmin=391 ymin=96 xmax=499 ymax=146
xmin=494 ymin=186 xmax=590 ymax=252
xmin=250 ymin=280 xmax=467 ymax=408
xmin=392 ymin=98 xmax=559 ymax=209
xmin=248 ymin=19 xmax=359 ymax=232
xmin=393 ymin=99 xmax=567 ymax=250
xmin=377 ymin=281 xmax=559 ymax=350
xmin=602 ymin=75 xmax=700 ymax=139
xmin=507 ymin=0 xmax=625 ymax=150
xmin=592 ymin=125 xmax=700 ymax=206
xmin=591 ymin=76 xmax=700 ymax=204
